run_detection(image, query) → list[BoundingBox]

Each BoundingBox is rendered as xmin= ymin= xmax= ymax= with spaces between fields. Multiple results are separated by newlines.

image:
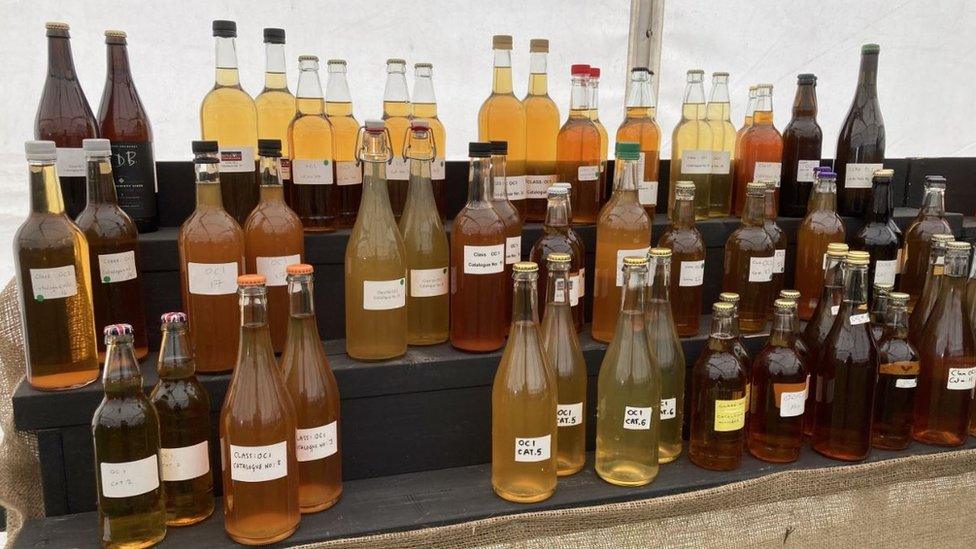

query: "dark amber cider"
xmin=658 ymin=182 xmax=705 ymax=336
xmin=778 ymin=74 xmax=822 ymax=218
xmin=834 ymin=45 xmax=885 ymax=217
xmin=871 ymin=293 xmax=918 ymax=450
xmin=901 ymin=176 xmax=951 ymax=308
xmin=722 ymin=182 xmax=774 ymax=333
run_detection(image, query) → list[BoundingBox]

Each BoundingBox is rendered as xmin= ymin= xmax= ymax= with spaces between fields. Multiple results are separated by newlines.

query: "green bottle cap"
xmin=862 ymin=43 xmax=880 ymax=54
xmin=615 ymin=141 xmax=640 ymax=160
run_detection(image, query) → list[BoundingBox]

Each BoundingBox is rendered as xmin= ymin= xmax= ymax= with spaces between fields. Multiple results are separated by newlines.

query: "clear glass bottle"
xmin=706 ymin=72 xmax=735 ymax=217
xmin=779 ymin=74 xmax=822 ymax=218
xmin=479 ymin=35 xmax=527 ymax=217
xmin=901 ymin=176 xmax=951 ymax=307
xmin=733 ymin=86 xmax=757 ymax=164
xmin=556 ymin=64 xmax=602 ymax=224
xmin=288 ymin=55 xmax=337 ymax=232
xmin=853 ymin=169 xmax=902 ymax=289
xmin=522 ymin=39 xmax=560 ymax=222
xmin=530 ymin=186 xmax=585 ymax=332
xmin=795 ymin=170 xmax=845 ymax=319
xmin=871 ymin=292 xmax=919 ymax=450
xmin=646 ymin=248 xmax=686 ymax=463
xmin=325 ymin=59 xmax=363 ymax=228
xmin=491 ymin=140 xmax=525 ymax=333
xmin=382 ymin=58 xmax=413 ymax=220
xmin=616 ymin=67 xmax=661 ymax=215
xmin=411 ymin=63 xmax=447 ymax=219
xmin=908 ymin=233 xmax=954 ymax=345
xmin=723 ymin=182 xmax=775 ymax=333
xmin=835 ymin=44 xmax=885 ymax=217
xmin=732 ymin=84 xmax=783 ymax=216
xmin=588 ymin=67 xmax=610 ymax=203
xmin=658 ymin=182 xmax=705 ymax=336
xmin=764 ymin=181 xmax=787 ymax=311
xmin=669 ymin=70 xmax=712 ymax=219
xmin=254 ymin=28 xmax=296 ymax=184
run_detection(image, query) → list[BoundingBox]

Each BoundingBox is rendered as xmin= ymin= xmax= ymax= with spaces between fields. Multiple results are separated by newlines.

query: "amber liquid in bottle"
xmin=411 ymin=63 xmax=448 ymax=219
xmin=150 ymin=313 xmax=214 ymax=526
xmin=75 ymin=140 xmax=148 ymax=361
xmin=901 ymin=177 xmax=951 ymax=308
xmin=733 ymin=86 xmax=757 ymax=174
xmin=646 ymin=249 xmax=686 ymax=463
xmin=706 ymin=72 xmax=735 ymax=218
xmin=801 ymin=247 xmax=847 ymax=436
xmin=491 ymin=144 xmax=525 ymax=334
xmin=479 ymin=36 xmax=527 ymax=217
xmin=779 ymin=74 xmax=822 ymax=218
xmin=15 ymin=142 xmax=99 ymax=390
xmin=522 ymin=40 xmax=560 ymax=222
xmin=908 ymin=235 xmax=952 ymax=346
xmin=383 ymin=59 xmax=413 ymax=219
xmin=587 ymin=69 xmax=610 ymax=206
xmin=616 ymin=68 xmax=661 ymax=216
xmin=732 ymin=84 xmax=783 ymax=216
xmin=658 ymin=182 xmax=705 ymax=336
xmin=835 ymin=45 xmax=885 ymax=217
xmin=325 ymin=59 xmax=363 ymax=228
xmin=764 ymin=183 xmax=787 ymax=311
xmin=254 ymin=30 xmax=296 ymax=186
xmin=289 ymin=56 xmax=337 ymax=232
xmin=529 ymin=187 xmax=585 ymax=332
xmin=723 ymin=183 xmax=775 ymax=333
xmin=795 ymin=172 xmax=845 ymax=319
xmin=557 ymin=66 xmax=602 ymax=225
xmin=669 ymin=70 xmax=712 ymax=219
xmin=719 ymin=293 xmax=754 ymax=422
xmin=853 ymin=170 xmax=902 ymax=290
xmin=871 ymin=293 xmax=919 ymax=450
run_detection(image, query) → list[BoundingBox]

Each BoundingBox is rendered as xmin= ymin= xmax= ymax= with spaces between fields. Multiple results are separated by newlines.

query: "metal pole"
xmin=626 ymin=0 xmax=665 ymax=101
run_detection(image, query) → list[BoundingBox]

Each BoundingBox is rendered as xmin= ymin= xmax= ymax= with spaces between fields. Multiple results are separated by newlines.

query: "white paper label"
xmin=874 ymin=259 xmax=898 ymax=286
xmin=797 ymin=159 xmax=821 ymax=183
xmin=831 ymin=304 xmax=840 ymax=315
xmin=578 ymin=165 xmax=600 ymax=181
xmin=616 ymin=247 xmax=651 ymax=286
xmin=850 ymin=313 xmax=870 ymax=326
xmin=187 ymin=262 xmax=239 ymax=296
xmin=29 ymin=265 xmax=78 ymax=301
xmin=681 ymin=150 xmax=712 ymax=174
xmin=506 ymin=236 xmax=522 ymax=265
xmin=363 ymin=278 xmax=406 ymax=310
xmin=679 ymin=260 xmax=705 ymax=287
xmin=492 ymin=177 xmax=508 ymax=200
xmin=578 ymin=267 xmax=586 ymax=297
xmin=660 ymin=397 xmax=677 ymax=420
xmin=947 ymin=367 xmax=976 ymax=390
xmin=335 ymin=161 xmax=362 ymax=186
xmin=100 ymin=454 xmax=160 ymax=498
xmin=638 ymin=180 xmax=659 ymax=206
xmin=55 ymin=147 xmax=86 ymax=177
xmin=219 ymin=146 xmax=255 ymax=173
xmin=514 ymin=434 xmax=551 ymax=462
xmin=256 ymin=254 xmax=301 ymax=287
xmin=754 ymin=161 xmax=782 ymax=187
xmin=296 ymin=421 xmax=338 ymax=462
xmin=97 ymin=251 xmax=138 ymax=284
xmin=229 ymin=441 xmax=288 ymax=482
xmin=431 ymin=157 xmax=446 ymax=180
xmin=161 ymin=441 xmax=210 ymax=482
xmin=749 ymin=256 xmax=774 ymax=283
xmin=527 ymin=175 xmax=557 ymax=199
xmin=711 ymin=150 xmax=731 ymax=174
xmin=895 ymin=377 xmax=917 ymax=389
xmin=292 ymin=158 xmax=334 ymax=185
xmin=280 ymin=158 xmax=292 ymax=180
xmin=557 ymin=403 xmax=584 ymax=427
xmin=464 ymin=244 xmax=505 ymax=275
xmin=845 ymin=163 xmax=884 ymax=189
xmin=410 ymin=267 xmax=448 ymax=297
xmin=623 ymin=406 xmax=654 ymax=430
xmin=773 ymin=249 xmax=786 ymax=274
xmin=387 ymin=157 xmax=410 ymax=181
xmin=780 ymin=390 xmax=806 ymax=418
xmin=554 ymin=276 xmax=581 ymax=307
xmin=507 ymin=175 xmax=527 ymax=201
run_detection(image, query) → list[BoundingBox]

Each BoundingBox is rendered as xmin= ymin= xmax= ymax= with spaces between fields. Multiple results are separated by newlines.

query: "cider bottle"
xmin=718 ymin=291 xmax=753 ymax=440
xmin=587 ymin=67 xmax=610 ymax=202
xmin=281 ymin=265 xmax=342 ymax=512
xmin=540 ymin=253 xmax=587 ymax=476
xmin=669 ymin=70 xmax=712 ymax=219
xmin=657 ymin=181 xmax=705 ymax=336
xmin=15 ymin=141 xmax=98 ymax=390
xmin=529 ymin=186 xmax=585 ymax=332
xmin=479 ymin=36 xmax=527 ymax=217
xmin=220 ymin=275 xmax=300 ymax=544
xmin=492 ymin=262 xmax=557 ymax=502
xmin=35 ymin=22 xmax=98 ymax=219
xmin=522 ymin=39 xmax=560 ymax=222
xmin=722 ymin=182 xmax=775 ymax=333
xmin=200 ymin=20 xmax=259 ymax=226
xmin=732 ymin=84 xmax=783 ymax=216
xmin=835 ymin=44 xmax=885 ymax=217
xmin=596 ymin=257 xmax=660 ymax=485
xmin=400 ymin=122 xmax=450 ymax=345
xmin=779 ymin=74 xmax=822 ymax=218
xmin=383 ymin=58 xmax=413 ymax=219
xmin=289 ymin=55 xmax=337 ymax=231
xmin=901 ymin=176 xmax=951 ymax=307
xmin=556 ymin=64 xmax=602 ymax=224
xmin=412 ymin=63 xmax=448 ymax=219
xmin=870 ymin=282 xmax=893 ymax=342
xmin=244 ymin=140 xmax=304 ymax=353
xmin=913 ymin=241 xmax=975 ymax=446
xmin=852 ymin=169 xmax=902 ymax=288
xmin=325 ymin=59 xmax=363 ymax=228
xmin=763 ymin=181 xmax=787 ymax=309
xmin=451 ymin=143 xmax=508 ymax=351
xmin=689 ymin=302 xmax=747 ymax=471
xmin=908 ymin=233 xmax=953 ymax=345
xmin=778 ymin=288 xmax=811 ymax=360
xmin=616 ymin=67 xmax=661 ymax=215
xmin=706 ymin=72 xmax=735 ymax=217
xmin=795 ymin=170 xmax=845 ymax=319
xmin=345 ymin=121 xmax=408 ymax=360
xmin=491 ymin=140 xmax=526 ymax=332
xmin=733 ymin=86 xmax=757 ymax=163
xmin=75 ymin=139 xmax=148 ymax=361
xmin=812 ymin=252 xmax=878 ymax=461
xmin=646 ymin=248 xmax=686 ymax=463
xmin=871 ymin=292 xmax=919 ymax=450
xmin=150 ymin=312 xmax=214 ymax=526
xmin=254 ymin=29 xmax=296 ymax=183
xmin=92 ymin=324 xmax=166 ymax=549
xmin=748 ymin=299 xmax=806 ymax=463
xmin=591 ymin=142 xmax=651 ymax=343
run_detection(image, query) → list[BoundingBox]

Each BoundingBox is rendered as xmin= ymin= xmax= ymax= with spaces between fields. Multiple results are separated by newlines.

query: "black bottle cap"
xmin=797 ymin=73 xmax=817 ymax=84
xmin=212 ymin=20 xmax=237 ymax=38
xmin=192 ymin=140 xmax=219 ymax=154
xmin=490 ymin=141 xmax=508 ymax=155
xmin=469 ymin=142 xmax=492 ymax=158
xmin=263 ymin=28 xmax=285 ymax=44
xmin=258 ymin=139 xmax=282 ymax=157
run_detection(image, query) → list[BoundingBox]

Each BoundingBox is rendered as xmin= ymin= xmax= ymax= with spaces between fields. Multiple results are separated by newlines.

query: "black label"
xmin=110 ymin=141 xmax=158 ymax=222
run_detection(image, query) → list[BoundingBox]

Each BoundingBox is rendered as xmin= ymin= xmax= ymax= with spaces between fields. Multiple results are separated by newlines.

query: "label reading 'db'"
xmin=623 ymin=406 xmax=653 ymax=430
xmin=30 ymin=265 xmax=78 ymax=301
xmin=100 ymin=454 xmax=160 ymax=498
xmin=98 ymin=250 xmax=138 ymax=284
xmin=161 ymin=441 xmax=210 ymax=482
xmin=557 ymin=402 xmax=583 ymax=427
xmin=230 ymin=441 xmax=288 ymax=482
xmin=410 ymin=267 xmax=448 ymax=297
xmin=363 ymin=278 xmax=406 ymax=310
xmin=296 ymin=421 xmax=338 ymax=462
xmin=464 ymin=244 xmax=504 ymax=275
xmin=514 ymin=434 xmax=551 ymax=462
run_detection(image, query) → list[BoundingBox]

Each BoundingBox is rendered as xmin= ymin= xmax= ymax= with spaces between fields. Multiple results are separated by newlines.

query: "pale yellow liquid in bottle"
xmin=645 ymin=252 xmax=686 ymax=463
xmin=707 ymin=101 xmax=735 ymax=217
xmin=478 ymin=52 xmax=527 ymax=215
xmin=255 ymin=72 xmax=296 ymax=163
xmin=670 ymin=99 xmax=712 ymax=219
xmin=523 ymin=68 xmax=560 ymax=221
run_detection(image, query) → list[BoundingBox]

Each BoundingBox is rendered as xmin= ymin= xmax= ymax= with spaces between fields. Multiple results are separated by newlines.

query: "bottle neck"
xmin=728 ymin=307 xmax=742 ymax=338
xmin=672 ymin=195 xmax=695 ymax=227
xmin=920 ymin=187 xmax=946 ymax=218
xmin=468 ymin=157 xmax=492 ymax=204
xmin=792 ymin=82 xmax=817 ymax=117
xmin=105 ymin=42 xmax=133 ymax=86
xmin=857 ymin=53 xmax=879 ymax=94
xmin=288 ymin=275 xmax=315 ymax=318
xmin=214 ymin=36 xmax=241 ymax=86
xmin=85 ymin=155 xmax=119 ymax=205
xmin=885 ymin=305 xmax=909 ymax=340
xmin=492 ymin=50 xmax=514 ymax=94
xmin=743 ymin=94 xmax=756 ymax=124
xmin=28 ymin=162 xmax=65 ymax=214
xmin=620 ymin=267 xmax=647 ymax=314
xmin=512 ymin=274 xmax=540 ymax=324
xmin=241 ymin=288 xmax=269 ymax=328
xmin=683 ymin=78 xmax=706 ymax=105
xmin=626 ymin=72 xmax=656 ymax=110
xmin=527 ymin=52 xmax=548 ymax=95
xmin=296 ymin=65 xmax=324 ymax=113
xmin=543 ymin=195 xmax=569 ymax=228
xmin=842 ymin=266 xmax=869 ymax=306
xmin=742 ymin=193 xmax=765 ymax=226
xmin=769 ymin=310 xmax=795 ymax=347
xmin=613 ymin=158 xmax=639 ymax=192
xmin=412 ymin=71 xmax=436 ymax=110
xmin=763 ymin=189 xmax=777 ymax=221
xmin=569 ymin=75 xmax=589 ymax=112
xmin=46 ymin=34 xmax=78 ymax=79
xmin=384 ymin=66 xmax=410 ymax=102
xmin=753 ymin=91 xmax=774 ymax=125
xmin=648 ymin=257 xmax=671 ymax=301
xmin=102 ymin=337 xmax=143 ymax=396
xmin=263 ymin=43 xmax=287 ymax=90
xmin=326 ymin=66 xmax=352 ymax=103
xmin=258 ymin=155 xmax=283 ymax=195
xmin=810 ymin=179 xmax=838 ymax=211
xmin=710 ymin=314 xmax=734 ymax=341
xmin=157 ymin=324 xmax=195 ymax=379
xmin=867 ymin=179 xmax=893 ymax=222
xmin=708 ymin=79 xmax=730 ymax=104
xmin=871 ymin=294 xmax=889 ymax=323
xmin=490 ymin=153 xmax=508 ymax=202
xmin=588 ymin=79 xmax=601 ymax=115
xmin=194 ymin=158 xmax=223 ymax=209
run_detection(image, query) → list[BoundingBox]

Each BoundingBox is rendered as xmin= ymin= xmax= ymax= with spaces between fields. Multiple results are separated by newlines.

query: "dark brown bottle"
xmin=852 ymin=169 xmax=901 ymax=289
xmin=871 ymin=292 xmax=918 ymax=450
xmin=869 ymin=282 xmax=893 ymax=342
xmin=97 ymin=30 xmax=158 ymax=232
xmin=35 ymin=22 xmax=99 ymax=219
xmin=779 ymin=74 xmax=822 ymax=218
xmin=834 ymin=44 xmax=885 ymax=216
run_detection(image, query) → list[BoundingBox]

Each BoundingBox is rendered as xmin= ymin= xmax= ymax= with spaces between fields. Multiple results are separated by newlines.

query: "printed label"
xmin=219 ymin=146 xmax=256 ymax=173
xmin=464 ymin=244 xmax=505 ymax=275
xmin=506 ymin=236 xmax=522 ymax=265
xmin=431 ymin=157 xmax=447 ymax=180
xmin=187 ymin=262 xmax=239 ymax=296
xmin=638 ymin=181 xmax=659 ymax=206
xmin=554 ymin=277 xmax=580 ymax=307
xmin=776 ymin=385 xmax=807 ymax=418
xmin=410 ymin=267 xmax=448 ymax=298
xmin=947 ymin=367 xmax=976 ymax=390
xmin=515 ymin=435 xmax=551 ymax=462
xmin=623 ymin=406 xmax=654 ymax=430
xmin=100 ymin=454 xmax=160 ymax=498
xmin=110 ymin=141 xmax=158 ymax=220
xmin=753 ymin=161 xmax=782 ymax=187
xmin=578 ymin=165 xmax=599 ymax=181
xmin=557 ymin=403 xmax=584 ymax=427
xmin=679 ymin=260 xmax=705 ymax=287
xmin=845 ymin=163 xmax=884 ymax=189
xmin=507 ymin=175 xmax=527 ymax=201
xmin=895 ymin=378 xmax=918 ymax=389
xmin=681 ymin=150 xmax=712 ymax=174
xmin=229 ymin=441 xmax=288 ymax=482
xmin=387 ymin=157 xmax=410 ymax=181
xmin=714 ymin=396 xmax=747 ymax=432
xmin=831 ymin=304 xmax=840 ymax=315
xmin=773 ymin=249 xmax=786 ymax=274
xmin=660 ymin=397 xmax=677 ymax=420
xmin=711 ymin=150 xmax=731 ymax=174
xmin=55 ymin=147 xmax=86 ymax=177
xmin=296 ymin=421 xmax=339 ymax=462
xmin=97 ymin=251 xmax=138 ymax=284
xmin=492 ymin=177 xmax=508 ymax=201
xmin=29 ymin=265 xmax=78 ymax=301
xmin=292 ymin=159 xmax=334 ymax=185
xmin=748 ymin=256 xmax=774 ymax=283
xmin=256 ymin=254 xmax=301 ymax=287
xmin=280 ymin=158 xmax=292 ymax=180
xmin=874 ymin=259 xmax=898 ymax=286
xmin=796 ymin=159 xmax=821 ymax=183
xmin=527 ymin=175 xmax=557 ymax=199
xmin=616 ymin=247 xmax=651 ymax=286
xmin=363 ymin=278 xmax=406 ymax=310
xmin=850 ymin=313 xmax=870 ymax=326
xmin=336 ymin=161 xmax=362 ymax=186
xmin=161 ymin=441 xmax=210 ymax=482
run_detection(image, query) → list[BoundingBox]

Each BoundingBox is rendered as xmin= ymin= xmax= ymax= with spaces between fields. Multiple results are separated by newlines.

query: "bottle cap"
xmin=615 ymin=141 xmax=640 ymax=160
xmin=160 ymin=311 xmax=188 ymax=324
xmin=415 ymin=62 xmax=433 ymax=69
xmin=827 ymin=242 xmax=849 ymax=253
xmin=192 ymin=140 xmax=219 ymax=154
xmin=748 ymin=85 xmax=758 ymax=91
xmin=258 ymin=139 xmax=282 ymax=157
xmin=888 ymin=292 xmax=910 ymax=304
xmin=873 ymin=282 xmax=894 ymax=292
xmin=623 ymin=256 xmax=647 ymax=266
xmin=299 ymin=54 xmax=319 ymax=63
xmin=571 ymin=64 xmax=591 ymax=76
xmin=513 ymin=261 xmax=538 ymax=273
xmin=104 ymin=30 xmax=127 ymax=44
xmin=489 ymin=141 xmax=508 ymax=155
xmin=675 ymin=181 xmax=695 ymax=191
xmin=25 ymin=140 xmax=57 ymax=162
xmin=649 ymin=248 xmax=672 ymax=258
xmin=386 ymin=58 xmax=406 ymax=65
xmin=410 ymin=120 xmax=430 ymax=132
xmin=212 ymin=20 xmax=237 ymax=38
xmin=923 ymin=175 xmax=947 ymax=188
xmin=492 ymin=35 xmax=513 ymax=50
xmin=589 ymin=67 xmax=601 ymax=78
xmin=845 ymin=252 xmax=870 ymax=266
xmin=932 ymin=233 xmax=955 ymax=243
xmin=713 ymin=301 xmax=734 ymax=313
xmin=83 ymin=139 xmax=111 ymax=156
xmin=862 ymin=43 xmax=880 ymax=55
xmin=688 ymin=69 xmax=705 ymax=75
xmin=779 ymin=289 xmax=801 ymax=301
xmin=713 ymin=71 xmax=729 ymax=77
xmin=237 ymin=274 xmax=266 ymax=286
xmin=848 ymin=250 xmax=870 ymax=259
xmin=286 ymin=263 xmax=314 ymax=275
xmin=746 ymin=181 xmax=766 ymax=194
xmin=546 ymin=252 xmax=571 ymax=263
xmin=469 ymin=142 xmax=492 ymax=158
xmin=328 ymin=59 xmax=347 ymax=66
xmin=820 ymin=170 xmax=838 ymax=179
xmin=798 ymin=73 xmax=817 ymax=84
xmin=45 ymin=22 xmax=70 ymax=37
xmin=263 ymin=27 xmax=285 ymax=44
xmin=529 ymin=39 xmax=549 ymax=53
xmin=946 ymin=241 xmax=971 ymax=251
xmin=719 ymin=292 xmax=740 ymax=303
xmin=774 ymin=299 xmax=796 ymax=310
xmin=873 ymin=168 xmax=894 ymax=180
xmin=632 ymin=66 xmax=650 ymax=73
xmin=103 ymin=323 xmax=134 ymax=337
xmin=547 ymin=185 xmax=569 ymax=196
xmin=365 ymin=119 xmax=385 ymax=132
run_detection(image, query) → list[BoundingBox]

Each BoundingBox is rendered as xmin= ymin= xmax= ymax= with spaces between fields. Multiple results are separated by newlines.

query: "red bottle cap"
xmin=589 ymin=67 xmax=601 ymax=78
xmin=571 ymin=64 xmax=590 ymax=75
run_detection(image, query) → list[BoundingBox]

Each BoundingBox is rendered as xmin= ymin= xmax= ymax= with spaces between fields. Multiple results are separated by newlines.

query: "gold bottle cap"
xmin=546 ymin=252 xmax=571 ymax=263
xmin=415 ymin=62 xmax=433 ymax=69
xmin=749 ymin=85 xmax=758 ymax=91
xmin=719 ymin=292 xmax=740 ymax=303
xmin=874 ymin=168 xmax=895 ymax=179
xmin=649 ymin=248 xmax=672 ymax=258
xmin=623 ymin=256 xmax=648 ymax=266
xmin=46 ymin=21 xmax=69 ymax=30
xmin=946 ymin=241 xmax=971 ymax=251
xmin=513 ymin=261 xmax=538 ymax=273
xmin=848 ymin=250 xmax=870 ymax=259
xmin=746 ymin=181 xmax=766 ymax=194
xmin=238 ymin=274 xmax=266 ymax=286
xmin=845 ymin=253 xmax=870 ymax=266
xmin=328 ymin=59 xmax=347 ymax=65
xmin=386 ymin=57 xmax=406 ymax=65
xmin=888 ymin=292 xmax=910 ymax=304
xmin=873 ymin=282 xmax=894 ymax=291
xmin=104 ymin=29 xmax=126 ymax=38
xmin=687 ymin=69 xmax=705 ymax=75
xmin=932 ymin=233 xmax=955 ymax=243
xmin=827 ymin=242 xmax=849 ymax=253
xmin=713 ymin=71 xmax=729 ymax=77
xmin=493 ymin=35 xmax=513 ymax=50
xmin=299 ymin=54 xmax=319 ymax=62
xmin=713 ymin=302 xmax=735 ymax=314
xmin=779 ymin=289 xmax=801 ymax=301
xmin=675 ymin=181 xmax=695 ymax=191
xmin=774 ymin=299 xmax=797 ymax=310
xmin=529 ymin=38 xmax=549 ymax=52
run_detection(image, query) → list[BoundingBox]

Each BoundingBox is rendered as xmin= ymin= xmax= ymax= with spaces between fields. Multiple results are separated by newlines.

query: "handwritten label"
xmin=616 ymin=247 xmax=651 ymax=286
xmin=749 ymin=256 xmax=774 ymax=283
xmin=280 ymin=158 xmax=292 ymax=180
xmin=292 ymin=159 xmax=334 ymax=185
xmin=514 ymin=435 xmax=551 ymax=462
xmin=410 ymin=267 xmax=448 ymax=298
xmin=679 ymin=260 xmax=705 ymax=287
xmin=100 ymin=454 xmax=160 ymax=498
xmin=797 ymin=159 xmax=821 ymax=183
xmin=431 ymin=157 xmax=446 ymax=180
xmin=557 ymin=403 xmax=583 ymax=427
xmin=387 ymin=157 xmax=409 ymax=181
xmin=754 ymin=162 xmax=782 ymax=187
xmin=660 ymin=397 xmax=677 ymax=420
xmin=161 ymin=441 xmax=210 ymax=482
xmin=527 ymin=175 xmax=557 ymax=199
xmin=296 ymin=421 xmax=338 ymax=462
xmin=29 ymin=265 xmax=78 ymax=301
xmin=874 ymin=259 xmax=897 ymax=286
xmin=219 ymin=146 xmax=255 ymax=173
xmin=638 ymin=180 xmax=658 ymax=206
xmin=492 ymin=177 xmax=509 ymax=201
xmin=256 ymin=254 xmax=301 ymax=287
xmin=623 ymin=406 xmax=653 ymax=430
xmin=463 ymin=244 xmax=505 ymax=275
xmin=895 ymin=377 xmax=918 ymax=389
xmin=845 ymin=163 xmax=884 ymax=189
xmin=55 ymin=147 xmax=86 ymax=177
xmin=363 ymin=278 xmax=406 ymax=310
xmin=681 ymin=150 xmax=712 ymax=174
xmin=714 ymin=396 xmax=746 ymax=432
xmin=229 ymin=441 xmax=288 ymax=482
xmin=335 ymin=161 xmax=362 ymax=186
xmin=711 ymin=150 xmax=731 ymax=174
xmin=850 ymin=313 xmax=870 ymax=326
xmin=778 ymin=388 xmax=806 ymax=418
xmin=831 ymin=304 xmax=840 ymax=315
xmin=187 ymin=262 xmax=239 ymax=295
xmin=506 ymin=236 xmax=522 ymax=265
xmin=577 ymin=165 xmax=599 ymax=181
xmin=507 ymin=175 xmax=527 ymax=201
xmin=773 ymin=249 xmax=786 ymax=274
xmin=97 ymin=251 xmax=138 ymax=284
xmin=947 ymin=367 xmax=976 ymax=390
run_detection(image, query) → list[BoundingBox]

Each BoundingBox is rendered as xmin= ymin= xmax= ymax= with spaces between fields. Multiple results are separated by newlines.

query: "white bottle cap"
xmin=25 ymin=141 xmax=56 ymax=162
xmin=83 ymin=138 xmax=112 ymax=156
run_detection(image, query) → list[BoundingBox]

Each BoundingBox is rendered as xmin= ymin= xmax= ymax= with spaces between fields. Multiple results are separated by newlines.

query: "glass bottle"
xmin=14 ymin=141 xmax=98 ymax=390
xmin=669 ymin=70 xmax=712 ymax=219
xmin=529 ymin=186 xmax=585 ymax=332
xmin=35 ymin=22 xmax=98 ymax=219
xmin=748 ymin=299 xmax=806 ymax=462
xmin=451 ymin=142 xmax=508 ymax=351
xmin=75 ymin=139 xmax=148 ymax=361
xmin=777 ymin=288 xmax=810 ymax=360
xmin=853 ymin=169 xmax=902 ymax=289
xmin=689 ymin=302 xmax=747 ymax=471
xmin=733 ymin=86 xmax=757 ymax=163
xmin=835 ymin=44 xmax=885 ymax=217
xmin=722 ymin=182 xmax=775 ymax=333
xmin=658 ymin=181 xmax=705 ymax=335
xmin=706 ymin=72 xmax=735 ymax=217
xmin=400 ymin=122 xmax=450 ymax=345
xmin=254 ymin=28 xmax=296 ymax=184
xmin=795 ymin=170 xmax=845 ymax=319
xmin=200 ymin=20 xmax=259 ymax=226
xmin=97 ymin=29 xmax=158 ymax=232
xmin=764 ymin=181 xmax=787 ymax=308
xmin=913 ymin=241 xmax=975 ymax=446
xmin=150 ymin=312 xmax=214 ymax=526
xmin=556 ymin=64 xmax=602 ymax=224
xmin=411 ymin=63 xmax=447 ymax=219
xmin=220 ymin=275 xmax=300 ymax=544
xmin=540 ymin=253 xmax=587 ymax=476
xmin=901 ymin=176 xmax=951 ymax=307
xmin=491 ymin=140 xmax=526 ymax=332
xmin=718 ymin=291 xmax=753 ymax=437
xmin=345 ymin=121 xmax=408 ymax=360
xmin=591 ymin=142 xmax=652 ymax=343
xmin=383 ymin=58 xmax=413 ymax=219
xmin=779 ymin=74 xmax=822 ymax=218
xmin=281 ymin=265 xmax=342 ymax=513
xmin=616 ymin=67 xmax=661 ymax=215
xmin=646 ymin=248 xmax=686 ymax=463
xmin=325 ymin=59 xmax=363 ymax=228
xmin=871 ymin=292 xmax=919 ymax=450
xmin=870 ymin=282 xmax=893 ymax=342
xmin=596 ymin=257 xmax=660 ymax=485
xmin=178 ymin=141 xmax=244 ymax=374
xmin=908 ymin=233 xmax=954 ymax=345
xmin=492 ymin=262 xmax=557 ymax=502
xmin=288 ymin=55 xmax=337 ymax=232
xmin=522 ymin=39 xmax=560 ymax=222
xmin=93 ymin=324 xmax=166 ymax=548
xmin=244 ymin=140 xmax=304 ymax=354
xmin=479 ymin=35 xmax=527 ymax=217
xmin=732 ymin=84 xmax=783 ymax=216
xmin=588 ymin=67 xmax=610 ymax=202
xmin=812 ymin=253 xmax=878 ymax=461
